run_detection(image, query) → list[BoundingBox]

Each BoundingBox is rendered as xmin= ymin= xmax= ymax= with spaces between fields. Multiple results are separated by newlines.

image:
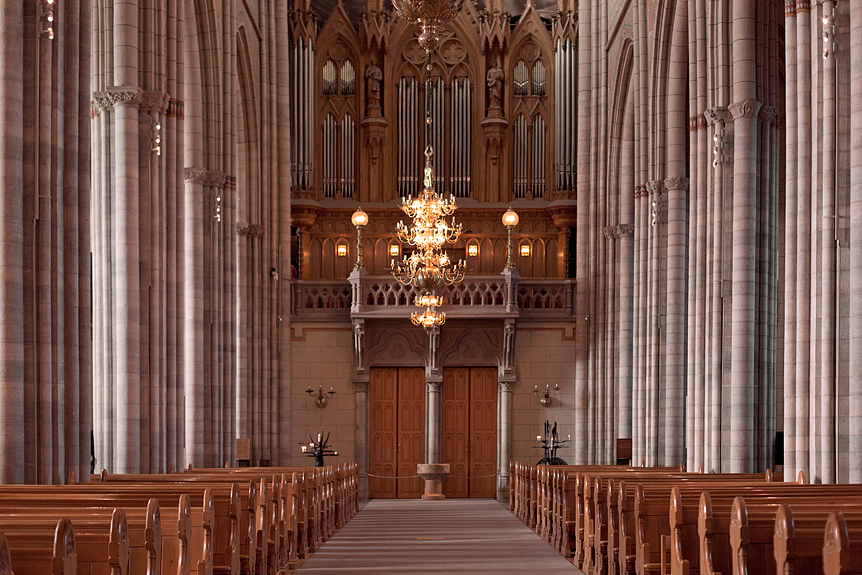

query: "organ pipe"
xmin=341 ymin=115 xmax=355 ymax=197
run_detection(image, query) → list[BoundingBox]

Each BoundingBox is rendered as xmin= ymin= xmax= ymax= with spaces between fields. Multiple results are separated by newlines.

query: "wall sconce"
xmin=520 ymin=243 xmax=531 ymax=257
xmin=337 ymin=243 xmax=348 ymax=257
xmin=467 ymin=243 xmax=479 ymax=257
xmin=306 ymin=385 xmax=336 ymax=408
xmin=534 ymin=383 xmax=560 ymax=407
xmin=389 ymin=243 xmax=400 ymax=258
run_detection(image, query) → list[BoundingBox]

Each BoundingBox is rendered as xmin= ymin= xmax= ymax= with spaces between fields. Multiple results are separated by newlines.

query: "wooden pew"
xmin=823 ymin=511 xmax=862 ymax=575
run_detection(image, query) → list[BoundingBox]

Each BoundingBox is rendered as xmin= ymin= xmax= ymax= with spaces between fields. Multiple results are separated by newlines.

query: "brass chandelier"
xmin=389 ymin=0 xmax=467 ymax=328
xmin=391 ymin=92 xmax=465 ymax=328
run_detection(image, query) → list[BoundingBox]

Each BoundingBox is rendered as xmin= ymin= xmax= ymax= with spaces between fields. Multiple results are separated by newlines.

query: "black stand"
xmin=535 ymin=420 xmax=570 ymax=466
xmin=301 ymin=431 xmax=339 ymax=468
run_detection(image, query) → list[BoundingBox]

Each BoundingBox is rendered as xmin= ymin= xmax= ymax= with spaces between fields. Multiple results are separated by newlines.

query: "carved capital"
xmin=645 ymin=180 xmax=664 ymax=196
xmin=105 ymin=86 xmax=143 ymax=108
xmin=618 ymin=224 xmax=634 ymax=237
xmin=140 ymin=91 xmax=170 ymax=112
xmin=704 ymin=106 xmax=730 ymax=126
xmin=796 ymin=0 xmax=811 ymax=12
xmin=183 ymin=168 xmax=226 ymax=187
xmin=664 ymin=176 xmax=690 ymax=192
xmin=759 ymin=106 xmax=779 ymax=126
xmin=603 ymin=226 xmax=616 ymax=240
xmin=785 ymin=0 xmax=796 ymax=15
xmin=236 ymin=223 xmax=265 ymax=238
xmin=426 ymin=380 xmax=443 ymax=392
xmin=183 ymin=168 xmax=207 ymax=183
xmin=729 ymin=99 xmax=763 ymax=120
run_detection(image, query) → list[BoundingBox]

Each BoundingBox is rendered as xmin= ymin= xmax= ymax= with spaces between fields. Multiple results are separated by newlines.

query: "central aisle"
xmin=295 ymin=499 xmax=584 ymax=574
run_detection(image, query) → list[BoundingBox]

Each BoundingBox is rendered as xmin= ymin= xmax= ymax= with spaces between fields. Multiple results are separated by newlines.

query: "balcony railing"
xmin=291 ymin=274 xmax=575 ymax=321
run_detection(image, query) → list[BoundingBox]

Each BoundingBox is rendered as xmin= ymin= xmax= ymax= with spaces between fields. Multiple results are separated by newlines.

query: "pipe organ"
xmin=289 ymin=0 xmax=578 ymax=280
xmin=554 ymin=37 xmax=576 ymax=192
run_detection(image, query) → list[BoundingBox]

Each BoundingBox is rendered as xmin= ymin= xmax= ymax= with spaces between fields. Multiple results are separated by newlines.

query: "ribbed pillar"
xmin=0 ymin=0 xmax=26 ymax=484
xmin=184 ymin=173 xmax=205 ymax=468
xmin=820 ymin=0 xmax=837 ymax=485
xmin=574 ymin=0 xmax=591 ymax=465
xmin=112 ymin=94 xmax=142 ymax=474
xmin=664 ymin=0 xmax=688 ymax=469
xmin=795 ymin=0 xmax=812 ymax=479
xmin=618 ymin=101 xmax=635 ymax=441
xmin=705 ymin=107 xmax=729 ymax=474
xmin=729 ymin=0 xmax=760 ymax=474
xmin=849 ymin=0 xmax=862 ymax=485
xmin=783 ymin=1 xmax=798 ymax=481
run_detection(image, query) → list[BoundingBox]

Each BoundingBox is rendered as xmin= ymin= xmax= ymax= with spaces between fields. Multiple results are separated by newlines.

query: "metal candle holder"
xmin=534 ymin=420 xmax=569 ymax=466
xmin=301 ymin=432 xmax=339 ymax=467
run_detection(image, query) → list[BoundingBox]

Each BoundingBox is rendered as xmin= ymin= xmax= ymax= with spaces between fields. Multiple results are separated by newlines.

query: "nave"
xmin=295 ymin=499 xmax=582 ymax=574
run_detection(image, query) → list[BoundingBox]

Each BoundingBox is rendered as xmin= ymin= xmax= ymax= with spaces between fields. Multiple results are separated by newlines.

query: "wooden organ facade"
xmin=288 ymin=0 xmax=580 ymax=282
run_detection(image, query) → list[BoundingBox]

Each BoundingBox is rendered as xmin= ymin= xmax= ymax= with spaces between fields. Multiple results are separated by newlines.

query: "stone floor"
xmin=295 ymin=499 xmax=584 ymax=574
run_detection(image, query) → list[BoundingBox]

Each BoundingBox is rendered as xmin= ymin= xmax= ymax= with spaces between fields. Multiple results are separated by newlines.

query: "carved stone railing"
xmin=292 ymin=280 xmax=352 ymax=320
xmin=290 ymin=274 xmax=576 ymax=320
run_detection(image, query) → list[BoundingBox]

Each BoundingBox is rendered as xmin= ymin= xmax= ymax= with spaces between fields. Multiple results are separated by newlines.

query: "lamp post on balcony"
xmin=502 ymin=207 xmax=519 ymax=269
xmin=351 ymin=207 xmax=368 ymax=269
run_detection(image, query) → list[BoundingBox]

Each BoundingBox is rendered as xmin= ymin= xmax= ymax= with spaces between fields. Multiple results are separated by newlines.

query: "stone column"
xmin=617 ymin=102 xmax=635 ymax=442
xmin=112 ymin=86 xmax=143 ymax=474
xmin=820 ymin=0 xmax=837 ymax=484
xmin=184 ymin=168 xmax=206 ymax=468
xmin=728 ymin=0 xmax=760 ymax=474
xmin=497 ymin=376 xmax=515 ymax=502
xmin=425 ymin=375 xmax=442 ymax=464
xmin=795 ymin=0 xmax=812 ymax=479
xmin=849 ymin=0 xmax=862 ymax=484
xmin=783 ymin=2 xmax=799 ymax=481
xmin=354 ymin=376 xmax=370 ymax=500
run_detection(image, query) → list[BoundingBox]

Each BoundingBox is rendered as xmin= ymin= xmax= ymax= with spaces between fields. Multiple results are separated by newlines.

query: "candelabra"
xmin=534 ymin=420 xmax=570 ymax=466
xmin=533 ymin=382 xmax=560 ymax=407
xmin=392 ymin=0 xmax=466 ymax=53
xmin=301 ymin=432 xmax=339 ymax=467
xmin=306 ymin=385 xmax=335 ymax=408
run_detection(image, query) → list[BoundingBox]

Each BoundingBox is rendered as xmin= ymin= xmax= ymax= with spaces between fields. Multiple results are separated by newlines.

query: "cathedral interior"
xmin=1 ymin=0 xmax=861 ymax=499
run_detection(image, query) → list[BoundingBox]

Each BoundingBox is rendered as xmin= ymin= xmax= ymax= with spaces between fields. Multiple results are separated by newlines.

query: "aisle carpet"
xmin=295 ymin=499 xmax=584 ymax=574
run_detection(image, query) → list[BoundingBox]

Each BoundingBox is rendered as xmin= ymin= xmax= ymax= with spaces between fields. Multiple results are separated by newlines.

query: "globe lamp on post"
xmin=502 ymin=207 xmax=519 ymax=269
xmin=351 ymin=208 xmax=368 ymax=269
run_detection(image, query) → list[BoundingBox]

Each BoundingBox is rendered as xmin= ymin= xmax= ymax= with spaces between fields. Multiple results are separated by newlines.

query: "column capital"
xmin=236 ymin=223 xmax=265 ymax=238
xmin=184 ymin=168 xmax=227 ymax=187
xmin=141 ymin=90 xmax=170 ymax=113
xmin=796 ymin=0 xmax=811 ymax=12
xmin=498 ymin=375 xmax=516 ymax=390
xmin=729 ymin=99 xmax=763 ymax=120
xmin=704 ymin=106 xmax=730 ymax=126
xmin=759 ymin=106 xmax=779 ymax=126
xmin=93 ymin=86 xmax=144 ymax=109
xmin=645 ymin=179 xmax=664 ymax=195
xmin=785 ymin=0 xmax=796 ymax=15
xmin=664 ymin=176 xmax=690 ymax=192
xmin=426 ymin=379 xmax=443 ymax=392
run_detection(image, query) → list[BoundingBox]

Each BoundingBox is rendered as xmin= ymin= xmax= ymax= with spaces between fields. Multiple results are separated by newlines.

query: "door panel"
xmin=369 ymin=367 xmax=425 ymax=499
xmin=441 ymin=367 xmax=498 ymax=498
xmin=470 ymin=367 xmax=498 ymax=497
xmin=397 ymin=368 xmax=426 ymax=498
xmin=442 ymin=368 xmax=470 ymax=498
xmin=369 ymin=368 xmax=398 ymax=498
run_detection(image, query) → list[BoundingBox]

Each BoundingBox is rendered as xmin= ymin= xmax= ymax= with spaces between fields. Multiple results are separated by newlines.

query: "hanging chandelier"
xmin=392 ymin=0 xmax=466 ymax=53
xmin=390 ymin=64 xmax=466 ymax=329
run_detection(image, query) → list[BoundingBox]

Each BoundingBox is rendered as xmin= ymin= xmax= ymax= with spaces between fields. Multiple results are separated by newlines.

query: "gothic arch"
xmin=439 ymin=327 xmax=502 ymax=367
xmin=366 ymin=327 xmax=428 ymax=367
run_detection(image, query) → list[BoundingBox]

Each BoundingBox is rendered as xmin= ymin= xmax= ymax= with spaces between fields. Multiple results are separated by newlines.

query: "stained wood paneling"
xmin=442 ymin=368 xmax=471 ymax=498
xmin=470 ymin=367 xmax=498 ymax=497
xmin=369 ymin=368 xmax=398 ymax=498
xmin=397 ymin=368 xmax=426 ymax=498
xmin=369 ymin=367 xmax=425 ymax=498
xmin=441 ymin=367 xmax=498 ymax=498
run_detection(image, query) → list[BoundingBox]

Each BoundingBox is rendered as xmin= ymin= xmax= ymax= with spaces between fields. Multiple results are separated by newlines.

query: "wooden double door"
xmin=368 ymin=366 xmax=498 ymax=499
xmin=442 ymin=367 xmax=497 ymax=498
xmin=369 ymin=368 xmax=425 ymax=498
